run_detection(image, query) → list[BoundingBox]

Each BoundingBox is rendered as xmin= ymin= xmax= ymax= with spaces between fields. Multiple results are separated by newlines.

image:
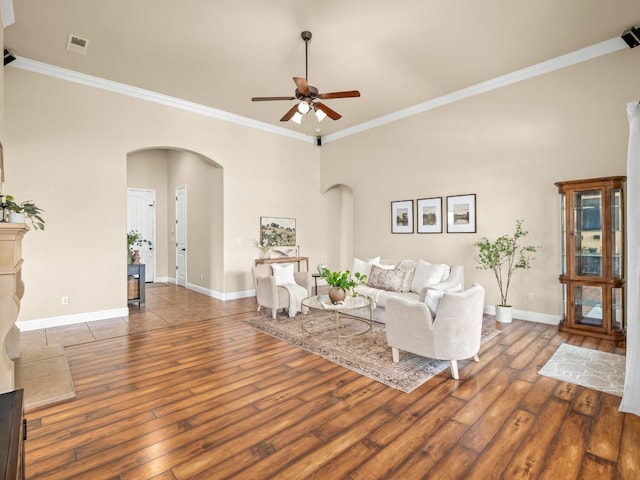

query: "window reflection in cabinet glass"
xmin=612 ymin=189 xmax=622 ymax=278
xmin=573 ymin=190 xmax=603 ymax=277
xmin=573 ymin=285 xmax=603 ymax=327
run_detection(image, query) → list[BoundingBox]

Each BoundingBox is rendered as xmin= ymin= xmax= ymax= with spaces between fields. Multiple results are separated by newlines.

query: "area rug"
xmin=538 ymin=343 xmax=625 ymax=397
xmin=244 ymin=312 xmax=500 ymax=393
xmin=14 ymin=344 xmax=76 ymax=410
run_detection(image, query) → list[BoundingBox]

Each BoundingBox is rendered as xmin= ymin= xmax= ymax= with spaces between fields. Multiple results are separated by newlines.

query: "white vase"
xmin=495 ymin=305 xmax=513 ymax=324
xmin=8 ymin=212 xmax=25 ymax=223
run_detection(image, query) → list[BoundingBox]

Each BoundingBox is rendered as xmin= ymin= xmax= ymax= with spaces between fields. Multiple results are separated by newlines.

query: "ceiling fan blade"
xmin=280 ymin=104 xmax=299 ymax=122
xmin=315 ymin=102 xmax=342 ymax=120
xmin=318 ymin=90 xmax=361 ymax=99
xmin=293 ymin=77 xmax=310 ymax=95
xmin=251 ymin=96 xmax=296 ymax=101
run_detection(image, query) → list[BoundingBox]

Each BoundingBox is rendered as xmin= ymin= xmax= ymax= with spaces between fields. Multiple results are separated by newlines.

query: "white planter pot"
xmin=495 ymin=305 xmax=513 ymax=324
xmin=8 ymin=212 xmax=25 ymax=223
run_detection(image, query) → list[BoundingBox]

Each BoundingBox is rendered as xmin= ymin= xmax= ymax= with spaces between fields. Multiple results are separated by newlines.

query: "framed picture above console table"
xmin=254 ymin=256 xmax=309 ymax=272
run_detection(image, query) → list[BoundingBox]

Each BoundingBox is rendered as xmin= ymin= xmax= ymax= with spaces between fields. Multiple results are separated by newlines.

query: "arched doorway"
xmin=126 ymin=148 xmax=224 ymax=294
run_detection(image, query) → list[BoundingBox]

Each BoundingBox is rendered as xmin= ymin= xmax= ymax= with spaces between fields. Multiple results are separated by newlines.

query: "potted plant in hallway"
xmin=475 ymin=219 xmax=538 ymax=323
xmin=127 ymin=230 xmax=151 ymax=264
xmin=319 ymin=267 xmax=367 ymax=304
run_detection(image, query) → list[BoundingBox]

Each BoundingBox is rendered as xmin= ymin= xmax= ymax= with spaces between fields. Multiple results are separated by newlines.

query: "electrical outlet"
xmin=61 ymin=296 xmax=69 ymax=305
xmin=527 ymin=292 xmax=534 ymax=302
xmin=200 ymin=274 xmax=204 ymax=281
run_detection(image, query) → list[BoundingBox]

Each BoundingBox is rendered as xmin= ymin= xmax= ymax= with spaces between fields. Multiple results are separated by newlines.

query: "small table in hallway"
xmin=301 ymin=294 xmax=372 ymax=345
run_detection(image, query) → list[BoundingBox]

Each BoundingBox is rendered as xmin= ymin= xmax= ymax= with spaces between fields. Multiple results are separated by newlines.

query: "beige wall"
xmin=4 ymin=43 xmax=639 ymax=326
xmin=321 ymin=49 xmax=639 ymax=316
xmin=5 ymin=68 xmax=324 ymax=326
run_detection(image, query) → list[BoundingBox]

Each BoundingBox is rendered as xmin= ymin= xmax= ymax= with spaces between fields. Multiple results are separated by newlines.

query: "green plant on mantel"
xmin=319 ymin=267 xmax=367 ymax=295
xmin=4 ymin=195 xmax=45 ymax=230
xmin=475 ymin=218 xmax=538 ymax=307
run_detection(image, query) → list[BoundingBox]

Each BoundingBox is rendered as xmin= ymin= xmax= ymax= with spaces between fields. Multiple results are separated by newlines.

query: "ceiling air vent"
xmin=66 ymin=33 xmax=89 ymax=55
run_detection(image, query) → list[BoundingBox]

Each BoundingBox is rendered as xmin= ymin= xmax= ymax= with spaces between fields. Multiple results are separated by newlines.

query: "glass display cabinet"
xmin=555 ymin=176 xmax=625 ymax=342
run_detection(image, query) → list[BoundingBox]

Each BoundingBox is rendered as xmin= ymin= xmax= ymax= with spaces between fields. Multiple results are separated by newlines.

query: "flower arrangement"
xmin=256 ymin=239 xmax=276 ymax=258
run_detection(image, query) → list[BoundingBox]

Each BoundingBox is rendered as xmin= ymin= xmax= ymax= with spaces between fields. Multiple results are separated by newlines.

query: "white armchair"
xmin=385 ymin=283 xmax=485 ymax=379
xmin=252 ymin=264 xmax=312 ymax=319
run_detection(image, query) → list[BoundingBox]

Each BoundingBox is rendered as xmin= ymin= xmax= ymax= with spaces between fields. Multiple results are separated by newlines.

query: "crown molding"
xmin=8 ymin=35 xmax=628 ymax=145
xmin=8 ymin=57 xmax=316 ymax=144
xmin=0 ymin=0 xmax=14 ymax=27
xmin=322 ymin=36 xmax=628 ymax=144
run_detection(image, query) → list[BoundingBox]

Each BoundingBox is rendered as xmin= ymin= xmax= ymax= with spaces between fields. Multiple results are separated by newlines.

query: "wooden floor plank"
xmin=18 ymin=285 xmax=636 ymax=480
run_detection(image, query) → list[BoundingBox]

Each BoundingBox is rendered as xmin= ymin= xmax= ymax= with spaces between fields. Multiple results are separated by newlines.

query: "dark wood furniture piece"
xmin=0 ymin=389 xmax=26 ymax=480
xmin=127 ymin=263 xmax=146 ymax=306
xmin=254 ymin=256 xmax=309 ymax=271
xmin=556 ymin=176 xmax=626 ymax=342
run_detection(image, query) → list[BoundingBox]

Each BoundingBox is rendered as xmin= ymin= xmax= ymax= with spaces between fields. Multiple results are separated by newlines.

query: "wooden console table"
xmin=255 ymin=256 xmax=309 ymax=271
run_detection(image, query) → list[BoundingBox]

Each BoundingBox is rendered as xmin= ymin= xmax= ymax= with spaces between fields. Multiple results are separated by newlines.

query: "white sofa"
xmin=349 ymin=258 xmax=464 ymax=324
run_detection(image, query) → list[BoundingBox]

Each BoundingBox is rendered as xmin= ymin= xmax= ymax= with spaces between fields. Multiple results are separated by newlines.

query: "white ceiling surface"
xmin=4 ymin=1 xmax=640 ymax=139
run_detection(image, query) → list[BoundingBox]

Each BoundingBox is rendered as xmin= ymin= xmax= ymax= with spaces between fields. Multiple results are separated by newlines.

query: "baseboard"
xmin=186 ymin=282 xmax=255 ymax=301
xmin=483 ymin=305 xmax=561 ymax=325
xmin=17 ymin=307 xmax=130 ymax=332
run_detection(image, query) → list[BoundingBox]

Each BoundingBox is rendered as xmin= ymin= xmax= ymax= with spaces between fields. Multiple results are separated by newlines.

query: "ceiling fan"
xmin=251 ymin=31 xmax=360 ymax=123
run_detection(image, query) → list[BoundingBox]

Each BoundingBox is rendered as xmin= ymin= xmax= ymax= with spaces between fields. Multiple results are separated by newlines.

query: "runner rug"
xmin=244 ymin=311 xmax=500 ymax=393
xmin=538 ymin=343 xmax=625 ymax=397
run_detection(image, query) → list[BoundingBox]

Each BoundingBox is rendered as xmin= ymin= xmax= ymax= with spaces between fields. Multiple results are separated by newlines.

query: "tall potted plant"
xmin=475 ymin=219 xmax=538 ymax=323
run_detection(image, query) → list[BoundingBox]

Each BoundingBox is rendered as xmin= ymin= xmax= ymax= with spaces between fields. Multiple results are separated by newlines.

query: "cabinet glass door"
xmin=573 ymin=190 xmax=602 ymax=277
xmin=573 ymin=284 xmax=603 ymax=327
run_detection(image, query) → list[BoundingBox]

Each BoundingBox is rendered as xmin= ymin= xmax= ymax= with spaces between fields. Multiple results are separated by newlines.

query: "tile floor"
xmin=20 ymin=283 xmax=258 ymax=349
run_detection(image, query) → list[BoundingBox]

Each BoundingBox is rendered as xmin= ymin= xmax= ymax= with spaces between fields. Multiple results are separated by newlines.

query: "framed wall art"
xmin=416 ymin=197 xmax=442 ymax=234
xmin=446 ymin=194 xmax=476 ymax=233
xmin=260 ymin=216 xmax=296 ymax=246
xmin=391 ymin=200 xmax=414 ymax=234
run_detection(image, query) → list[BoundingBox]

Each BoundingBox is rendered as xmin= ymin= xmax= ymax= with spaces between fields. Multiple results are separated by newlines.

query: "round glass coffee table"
xmin=301 ymin=294 xmax=372 ymax=344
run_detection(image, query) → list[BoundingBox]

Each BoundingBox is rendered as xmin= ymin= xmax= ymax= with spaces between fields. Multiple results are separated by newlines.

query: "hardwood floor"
xmin=20 ymin=284 xmax=640 ymax=479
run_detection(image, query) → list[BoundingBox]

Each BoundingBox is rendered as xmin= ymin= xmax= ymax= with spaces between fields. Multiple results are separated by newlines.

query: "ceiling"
xmin=4 ymin=0 xmax=640 ymax=138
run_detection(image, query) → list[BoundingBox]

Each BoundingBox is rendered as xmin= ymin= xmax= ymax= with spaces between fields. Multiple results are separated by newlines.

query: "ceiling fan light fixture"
xmin=291 ymin=112 xmax=303 ymax=124
xmin=297 ymin=100 xmax=310 ymax=114
xmin=314 ymin=107 xmax=327 ymax=122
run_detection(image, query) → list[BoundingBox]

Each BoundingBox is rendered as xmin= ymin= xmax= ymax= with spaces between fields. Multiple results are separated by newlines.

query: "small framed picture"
xmin=391 ymin=200 xmax=414 ymax=234
xmin=416 ymin=197 xmax=443 ymax=234
xmin=446 ymin=194 xmax=476 ymax=233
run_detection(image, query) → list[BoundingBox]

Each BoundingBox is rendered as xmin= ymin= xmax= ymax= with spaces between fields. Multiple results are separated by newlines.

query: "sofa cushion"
xmin=375 ymin=290 xmax=419 ymax=308
xmin=272 ymin=263 xmax=295 ymax=286
xmin=367 ymin=265 xmax=405 ymax=292
xmin=351 ymin=256 xmax=381 ymax=278
xmin=411 ymin=260 xmax=447 ymax=293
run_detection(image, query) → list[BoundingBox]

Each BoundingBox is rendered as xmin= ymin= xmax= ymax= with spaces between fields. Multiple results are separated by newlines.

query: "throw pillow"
xmin=439 ymin=264 xmax=451 ymax=282
xmin=272 ymin=263 xmax=295 ymax=286
xmin=410 ymin=260 xmax=446 ymax=293
xmin=424 ymin=289 xmax=445 ymax=317
xmin=367 ymin=265 xmax=404 ymax=292
xmin=396 ymin=260 xmax=416 ymax=293
xmin=351 ymin=256 xmax=381 ymax=278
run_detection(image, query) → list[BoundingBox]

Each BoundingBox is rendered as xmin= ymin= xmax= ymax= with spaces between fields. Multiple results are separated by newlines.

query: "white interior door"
xmin=176 ymin=185 xmax=187 ymax=286
xmin=127 ymin=188 xmax=156 ymax=282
